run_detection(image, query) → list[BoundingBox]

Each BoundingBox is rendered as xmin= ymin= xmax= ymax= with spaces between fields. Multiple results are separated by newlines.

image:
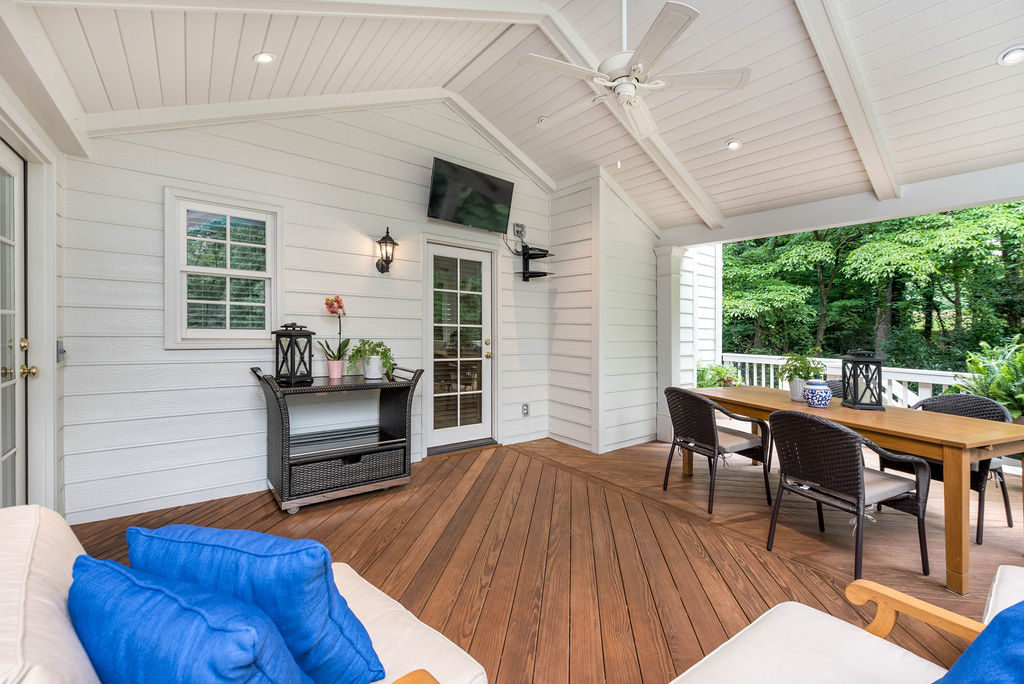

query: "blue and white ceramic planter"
xmin=803 ymin=379 xmax=833 ymax=408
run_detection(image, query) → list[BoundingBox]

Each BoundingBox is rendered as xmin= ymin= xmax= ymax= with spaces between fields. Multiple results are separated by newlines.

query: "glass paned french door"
xmin=427 ymin=244 xmax=491 ymax=447
xmin=0 ymin=142 xmax=25 ymax=507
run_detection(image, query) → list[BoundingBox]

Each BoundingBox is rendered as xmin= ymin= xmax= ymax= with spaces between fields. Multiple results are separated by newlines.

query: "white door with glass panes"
xmin=0 ymin=142 xmax=25 ymax=507
xmin=426 ymin=244 xmax=492 ymax=447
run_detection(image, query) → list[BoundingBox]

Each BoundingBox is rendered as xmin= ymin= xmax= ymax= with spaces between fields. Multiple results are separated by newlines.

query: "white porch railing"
xmin=720 ymin=353 xmax=965 ymax=408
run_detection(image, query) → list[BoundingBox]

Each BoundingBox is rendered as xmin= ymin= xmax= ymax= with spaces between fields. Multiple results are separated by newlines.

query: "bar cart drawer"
xmin=289 ymin=448 xmax=407 ymax=497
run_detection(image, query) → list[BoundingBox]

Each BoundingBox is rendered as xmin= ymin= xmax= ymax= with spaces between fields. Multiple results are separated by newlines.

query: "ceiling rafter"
xmin=793 ymin=0 xmax=899 ymax=201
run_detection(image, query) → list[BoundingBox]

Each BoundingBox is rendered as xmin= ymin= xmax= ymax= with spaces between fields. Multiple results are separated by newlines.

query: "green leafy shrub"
xmin=347 ymin=339 xmax=396 ymax=377
xmin=778 ymin=351 xmax=826 ymax=382
xmin=697 ymin=364 xmax=741 ymax=388
xmin=952 ymin=335 xmax=1024 ymax=418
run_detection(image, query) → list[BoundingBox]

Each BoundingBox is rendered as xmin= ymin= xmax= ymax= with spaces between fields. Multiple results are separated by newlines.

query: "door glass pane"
xmin=434 ymin=361 xmax=457 ymax=394
xmin=433 ymin=292 xmax=457 ymax=324
xmin=1 ymin=385 xmax=12 ymax=455
xmin=1 ymin=456 xmax=13 ymax=508
xmin=460 ymin=327 xmax=482 ymax=357
xmin=0 ymin=169 xmax=12 ymax=241
xmin=460 ymin=361 xmax=481 ymax=391
xmin=459 ymin=293 xmax=481 ymax=325
xmin=434 ymin=396 xmax=457 ymax=429
xmin=460 ymin=394 xmax=482 ymax=426
xmin=0 ymin=243 xmax=12 ymax=310
xmin=433 ymin=256 xmax=457 ymax=289
xmin=1 ymin=314 xmax=12 ymax=373
xmin=433 ymin=326 xmax=458 ymax=358
xmin=459 ymin=260 xmax=482 ymax=292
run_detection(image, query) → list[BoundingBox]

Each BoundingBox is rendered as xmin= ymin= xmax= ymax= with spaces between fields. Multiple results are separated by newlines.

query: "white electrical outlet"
xmin=521 ymin=403 xmax=530 ymax=416
xmin=513 ymin=222 xmax=526 ymax=238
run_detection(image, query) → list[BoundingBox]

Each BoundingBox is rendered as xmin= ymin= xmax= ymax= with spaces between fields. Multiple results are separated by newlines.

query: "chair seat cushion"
xmin=669 ymin=601 xmax=946 ymax=683
xmin=983 ymin=565 xmax=1024 ymax=623
xmin=715 ymin=426 xmax=761 ymax=453
xmin=331 ymin=564 xmax=486 ymax=684
xmin=861 ymin=469 xmax=917 ymax=505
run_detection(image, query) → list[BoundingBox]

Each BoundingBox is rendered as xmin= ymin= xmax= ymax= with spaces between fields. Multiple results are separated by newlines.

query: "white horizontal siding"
xmin=61 ymin=100 xmax=549 ymax=523
xmin=680 ymin=244 xmax=721 ymax=388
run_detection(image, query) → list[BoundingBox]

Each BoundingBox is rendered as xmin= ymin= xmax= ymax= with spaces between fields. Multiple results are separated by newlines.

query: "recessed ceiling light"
xmin=725 ymin=138 xmax=742 ymax=151
xmin=253 ymin=51 xmax=276 ymax=64
xmin=997 ymin=45 xmax=1024 ymax=66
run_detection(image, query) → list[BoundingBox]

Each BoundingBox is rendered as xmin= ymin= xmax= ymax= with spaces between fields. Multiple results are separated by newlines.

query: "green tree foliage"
xmin=722 ymin=201 xmax=1024 ymax=371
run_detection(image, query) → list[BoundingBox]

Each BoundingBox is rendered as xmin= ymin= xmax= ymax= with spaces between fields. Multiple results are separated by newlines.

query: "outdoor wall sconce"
xmin=273 ymin=323 xmax=314 ymax=386
xmin=376 ymin=227 xmax=397 ymax=273
xmin=841 ymin=350 xmax=885 ymax=411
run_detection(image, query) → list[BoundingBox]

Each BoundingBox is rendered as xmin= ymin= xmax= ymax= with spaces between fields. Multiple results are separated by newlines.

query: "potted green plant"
xmin=951 ymin=335 xmax=1024 ymax=421
xmin=696 ymin=364 xmax=741 ymax=388
xmin=348 ymin=339 xmax=395 ymax=380
xmin=317 ymin=295 xmax=351 ymax=379
xmin=779 ymin=351 xmax=827 ymax=402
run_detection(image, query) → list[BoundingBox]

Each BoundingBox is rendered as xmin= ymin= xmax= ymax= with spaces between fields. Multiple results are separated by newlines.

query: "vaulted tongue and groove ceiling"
xmin=20 ymin=0 xmax=1024 ymax=230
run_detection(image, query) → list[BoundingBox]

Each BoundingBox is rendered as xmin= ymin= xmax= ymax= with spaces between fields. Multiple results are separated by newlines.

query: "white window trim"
xmin=164 ymin=187 xmax=284 ymax=350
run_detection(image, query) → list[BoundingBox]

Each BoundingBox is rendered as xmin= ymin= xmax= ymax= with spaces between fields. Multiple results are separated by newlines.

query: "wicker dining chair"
xmin=877 ymin=394 xmax=1013 ymax=545
xmin=826 ymin=379 xmax=844 ymax=398
xmin=663 ymin=387 xmax=772 ymax=514
xmin=767 ymin=410 xmax=930 ymax=580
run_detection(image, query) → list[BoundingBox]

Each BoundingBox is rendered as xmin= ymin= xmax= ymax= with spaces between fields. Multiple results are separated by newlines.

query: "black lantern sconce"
xmin=273 ymin=323 xmax=314 ymax=386
xmin=376 ymin=227 xmax=397 ymax=273
xmin=841 ymin=350 xmax=885 ymax=411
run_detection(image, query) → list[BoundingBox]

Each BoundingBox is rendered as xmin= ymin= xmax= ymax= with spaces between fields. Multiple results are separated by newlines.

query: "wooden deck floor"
xmin=73 ymin=438 xmax=1024 ymax=682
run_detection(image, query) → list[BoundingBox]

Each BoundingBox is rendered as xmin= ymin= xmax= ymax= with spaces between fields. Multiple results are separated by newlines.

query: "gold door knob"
xmin=484 ymin=338 xmax=491 ymax=345
xmin=0 ymin=367 xmax=12 ymax=379
xmin=19 ymin=338 xmax=29 ymax=352
xmin=484 ymin=351 xmax=492 ymax=359
xmin=20 ymin=365 xmax=39 ymax=379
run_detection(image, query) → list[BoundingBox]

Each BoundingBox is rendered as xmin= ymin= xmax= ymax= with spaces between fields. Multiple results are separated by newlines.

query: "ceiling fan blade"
xmin=629 ymin=2 xmax=700 ymax=76
xmin=537 ymin=95 xmax=610 ymax=129
xmin=518 ymin=53 xmax=608 ymax=81
xmin=654 ymin=68 xmax=751 ymax=90
xmin=621 ymin=96 xmax=658 ymax=139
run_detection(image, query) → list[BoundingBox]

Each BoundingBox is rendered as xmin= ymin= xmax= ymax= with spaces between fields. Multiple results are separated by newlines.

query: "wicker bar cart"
xmin=251 ymin=366 xmax=423 ymax=513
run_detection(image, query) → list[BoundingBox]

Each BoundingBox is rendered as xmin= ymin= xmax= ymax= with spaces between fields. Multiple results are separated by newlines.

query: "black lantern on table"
xmin=375 ymin=227 xmax=397 ymax=273
xmin=841 ymin=350 xmax=885 ymax=411
xmin=273 ymin=323 xmax=315 ymax=386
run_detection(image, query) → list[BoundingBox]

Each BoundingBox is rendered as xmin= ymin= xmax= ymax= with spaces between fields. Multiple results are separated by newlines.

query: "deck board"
xmin=73 ymin=437 xmax=1024 ymax=681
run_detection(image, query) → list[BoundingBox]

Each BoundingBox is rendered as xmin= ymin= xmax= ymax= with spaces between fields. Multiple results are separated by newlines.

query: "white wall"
xmin=597 ymin=179 xmax=657 ymax=453
xmin=679 ymin=244 xmax=722 ymax=387
xmin=60 ymin=101 xmax=550 ymax=524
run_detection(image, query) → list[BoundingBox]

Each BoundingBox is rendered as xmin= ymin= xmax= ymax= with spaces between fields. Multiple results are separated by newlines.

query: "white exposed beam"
xmin=658 ymin=161 xmax=1024 ymax=248
xmin=445 ymin=23 xmax=535 ymax=92
xmin=794 ymin=0 xmax=899 ymax=201
xmin=537 ymin=13 xmax=725 ymax=230
xmin=0 ymin=0 xmax=89 ymax=155
xmin=85 ymin=86 xmax=557 ymax=193
xmin=17 ymin=0 xmax=548 ymax=22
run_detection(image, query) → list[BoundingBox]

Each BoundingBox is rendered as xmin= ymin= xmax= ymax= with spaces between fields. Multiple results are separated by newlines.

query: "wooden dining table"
xmin=693 ymin=386 xmax=1024 ymax=595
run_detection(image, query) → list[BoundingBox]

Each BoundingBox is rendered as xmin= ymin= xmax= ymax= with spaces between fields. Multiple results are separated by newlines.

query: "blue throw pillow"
xmin=68 ymin=555 xmax=311 ymax=684
xmin=127 ymin=525 xmax=384 ymax=684
xmin=938 ymin=600 xmax=1024 ymax=683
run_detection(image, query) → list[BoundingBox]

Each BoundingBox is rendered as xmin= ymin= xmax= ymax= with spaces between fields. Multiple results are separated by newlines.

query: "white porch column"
xmin=655 ymin=246 xmax=686 ymax=442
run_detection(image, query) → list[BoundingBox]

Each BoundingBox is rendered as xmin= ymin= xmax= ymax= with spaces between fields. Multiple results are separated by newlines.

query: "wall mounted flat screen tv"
xmin=427 ymin=157 xmax=514 ymax=234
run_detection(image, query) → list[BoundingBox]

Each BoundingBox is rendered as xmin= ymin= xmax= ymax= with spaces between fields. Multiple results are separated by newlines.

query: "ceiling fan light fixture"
xmin=725 ymin=138 xmax=742 ymax=151
xmin=997 ymin=45 xmax=1024 ymax=66
xmin=253 ymin=51 xmax=276 ymax=64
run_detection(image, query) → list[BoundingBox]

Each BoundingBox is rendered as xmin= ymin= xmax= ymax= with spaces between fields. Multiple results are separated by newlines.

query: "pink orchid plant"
xmin=317 ymin=295 xmax=351 ymax=360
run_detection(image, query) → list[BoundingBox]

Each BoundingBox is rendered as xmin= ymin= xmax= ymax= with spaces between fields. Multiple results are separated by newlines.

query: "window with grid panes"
xmin=165 ymin=189 xmax=281 ymax=348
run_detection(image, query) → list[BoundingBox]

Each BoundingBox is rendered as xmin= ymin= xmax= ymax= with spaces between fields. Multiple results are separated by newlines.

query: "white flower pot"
xmin=364 ymin=355 xmax=384 ymax=380
xmin=789 ymin=378 xmax=807 ymax=401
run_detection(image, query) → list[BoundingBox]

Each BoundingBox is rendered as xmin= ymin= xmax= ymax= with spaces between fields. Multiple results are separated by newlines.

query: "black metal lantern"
xmin=376 ymin=227 xmax=397 ymax=273
xmin=841 ymin=350 xmax=885 ymax=411
xmin=273 ymin=323 xmax=314 ymax=386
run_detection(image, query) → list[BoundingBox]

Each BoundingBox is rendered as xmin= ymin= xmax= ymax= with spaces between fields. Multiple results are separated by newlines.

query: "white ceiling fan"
xmin=519 ymin=1 xmax=750 ymax=138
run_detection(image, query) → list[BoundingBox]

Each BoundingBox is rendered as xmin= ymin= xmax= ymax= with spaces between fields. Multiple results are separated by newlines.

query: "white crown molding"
xmin=794 ymin=0 xmax=900 ymax=201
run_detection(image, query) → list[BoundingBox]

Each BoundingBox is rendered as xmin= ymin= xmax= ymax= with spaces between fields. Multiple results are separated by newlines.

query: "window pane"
xmin=230 ymin=277 xmax=265 ymax=303
xmin=230 ymin=217 xmax=266 ymax=245
xmin=186 ymin=274 xmax=226 ymax=301
xmin=433 ymin=326 xmax=458 ymax=359
xmin=460 ymin=393 xmax=482 ymax=426
xmin=433 ymin=291 xmax=457 ymax=324
xmin=459 ymin=260 xmax=482 ymax=292
xmin=433 ymin=255 xmax=457 ymax=290
xmin=434 ymin=395 xmax=457 ymax=429
xmin=186 ymin=239 xmax=227 ymax=268
xmin=460 ymin=327 xmax=481 ymax=358
xmin=187 ymin=302 xmax=226 ymax=329
xmin=460 ymin=361 xmax=481 ymax=392
xmin=186 ymin=210 xmax=227 ymax=240
xmin=434 ymin=361 xmax=457 ymax=394
xmin=229 ymin=305 xmax=265 ymax=330
xmin=459 ymin=293 xmax=481 ymax=325
xmin=231 ymin=245 xmax=266 ymax=271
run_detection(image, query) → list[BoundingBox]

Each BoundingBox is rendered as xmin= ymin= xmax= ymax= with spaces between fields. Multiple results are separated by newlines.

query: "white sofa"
xmin=0 ymin=505 xmax=487 ymax=684
xmin=671 ymin=566 xmax=1024 ymax=683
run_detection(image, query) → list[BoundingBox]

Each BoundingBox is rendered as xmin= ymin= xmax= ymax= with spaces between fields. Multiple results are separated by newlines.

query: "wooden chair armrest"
xmin=393 ymin=670 xmax=441 ymax=684
xmin=845 ymin=579 xmax=985 ymax=642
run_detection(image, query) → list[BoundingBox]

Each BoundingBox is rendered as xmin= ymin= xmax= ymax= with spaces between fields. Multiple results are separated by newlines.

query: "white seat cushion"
xmin=0 ymin=505 xmax=100 ymax=684
xmin=332 ymin=563 xmax=486 ymax=684
xmin=794 ymin=469 xmax=916 ymax=506
xmin=983 ymin=565 xmax=1024 ymax=623
xmin=670 ymin=601 xmax=946 ymax=683
xmin=716 ymin=425 xmax=761 ymax=453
